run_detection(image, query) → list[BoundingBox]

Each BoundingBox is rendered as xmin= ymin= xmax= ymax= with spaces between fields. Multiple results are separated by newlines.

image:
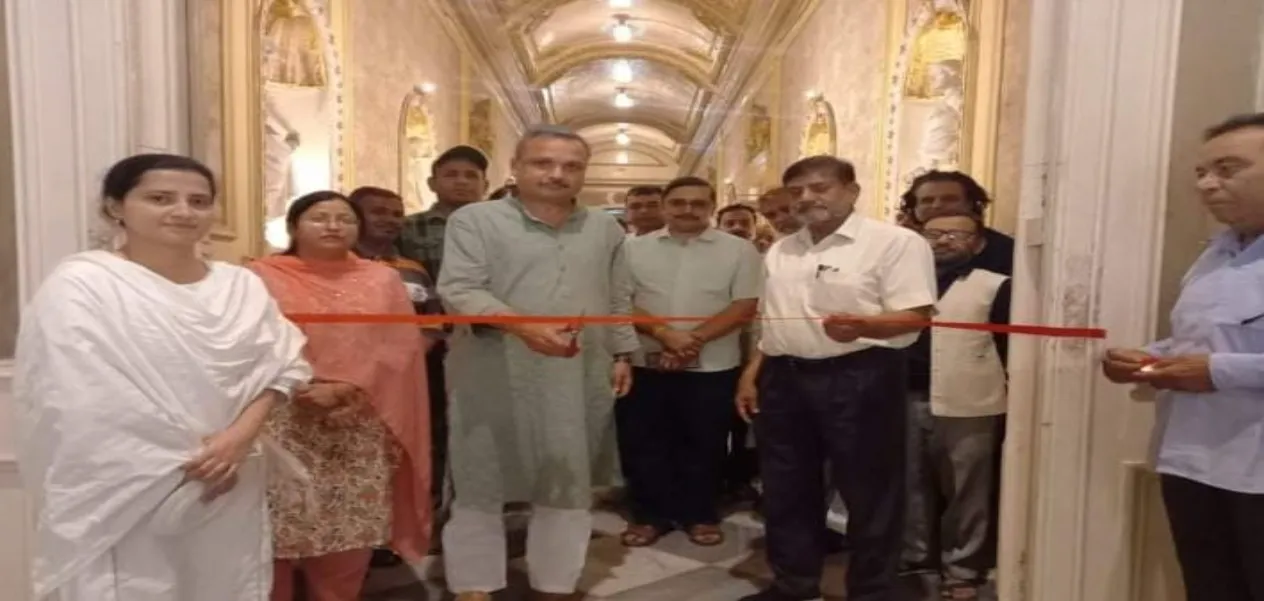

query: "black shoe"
xmin=897 ymin=563 xmax=938 ymax=576
xmin=737 ymin=588 xmax=820 ymax=601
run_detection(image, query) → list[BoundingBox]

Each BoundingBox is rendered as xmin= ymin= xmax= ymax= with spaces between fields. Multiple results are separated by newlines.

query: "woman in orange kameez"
xmin=249 ymin=190 xmax=431 ymax=601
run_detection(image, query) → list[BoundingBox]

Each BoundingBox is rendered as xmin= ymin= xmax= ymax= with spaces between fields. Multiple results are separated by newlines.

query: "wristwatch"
xmin=613 ymin=352 xmax=632 ymax=363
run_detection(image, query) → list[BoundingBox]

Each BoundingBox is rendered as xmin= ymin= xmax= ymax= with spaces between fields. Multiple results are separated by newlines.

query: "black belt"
xmin=765 ymin=346 xmax=901 ymax=371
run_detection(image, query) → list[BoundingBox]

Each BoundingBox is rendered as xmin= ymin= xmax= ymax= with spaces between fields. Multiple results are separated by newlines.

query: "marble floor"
xmin=361 ymin=508 xmax=996 ymax=601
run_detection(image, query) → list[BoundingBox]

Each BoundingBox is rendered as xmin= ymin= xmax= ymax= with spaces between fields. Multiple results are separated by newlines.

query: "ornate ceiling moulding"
xmin=530 ymin=43 xmax=718 ymax=92
xmin=564 ymin=113 xmax=686 ymax=144
xmin=590 ymin=141 xmax=676 ymax=166
xmin=678 ymin=0 xmax=822 ymax=173
xmin=424 ymin=0 xmax=544 ymax=128
xmin=503 ymin=0 xmax=743 ymax=36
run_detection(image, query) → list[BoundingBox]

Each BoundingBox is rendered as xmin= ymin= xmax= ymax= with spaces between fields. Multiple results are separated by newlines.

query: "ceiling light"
xmin=609 ymin=0 xmax=633 ymax=8
xmin=616 ymin=151 xmax=629 ymax=164
xmin=611 ymin=16 xmax=633 ymax=43
xmin=417 ymin=81 xmax=437 ymax=94
xmin=613 ymin=88 xmax=634 ymax=109
xmin=611 ymin=59 xmax=634 ymax=83
xmin=615 ymin=131 xmax=631 ymax=146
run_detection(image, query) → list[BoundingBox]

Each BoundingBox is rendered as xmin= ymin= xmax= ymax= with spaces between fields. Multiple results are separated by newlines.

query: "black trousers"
xmin=616 ymin=367 xmax=740 ymax=528
xmin=1161 ymin=474 xmax=1264 ymax=601
xmin=756 ymin=349 xmax=907 ymax=601
xmin=725 ymin=412 xmax=757 ymax=493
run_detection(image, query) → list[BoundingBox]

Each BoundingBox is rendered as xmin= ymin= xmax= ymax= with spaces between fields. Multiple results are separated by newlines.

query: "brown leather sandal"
xmin=687 ymin=524 xmax=725 ymax=547
xmin=620 ymin=524 xmax=666 ymax=547
xmin=940 ymin=580 xmax=980 ymax=600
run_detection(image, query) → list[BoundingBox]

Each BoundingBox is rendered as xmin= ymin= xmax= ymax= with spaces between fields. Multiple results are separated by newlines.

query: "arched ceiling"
xmin=430 ymin=0 xmax=819 ymax=172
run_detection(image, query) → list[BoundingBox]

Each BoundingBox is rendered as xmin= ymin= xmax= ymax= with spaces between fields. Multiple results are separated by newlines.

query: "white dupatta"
xmin=13 ymin=251 xmax=312 ymax=598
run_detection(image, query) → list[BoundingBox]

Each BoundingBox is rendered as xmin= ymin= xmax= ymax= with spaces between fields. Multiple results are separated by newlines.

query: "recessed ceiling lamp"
xmin=611 ymin=59 xmax=634 ymax=83
xmin=613 ymin=88 xmax=634 ymax=109
xmin=611 ymin=15 xmax=633 ymax=43
xmin=609 ymin=0 xmax=633 ymax=7
xmin=615 ymin=128 xmax=631 ymax=146
xmin=616 ymin=151 xmax=630 ymax=164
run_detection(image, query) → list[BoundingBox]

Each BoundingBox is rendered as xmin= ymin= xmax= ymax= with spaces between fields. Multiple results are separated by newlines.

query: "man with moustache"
xmin=437 ymin=125 xmax=638 ymax=601
xmin=737 ymin=156 xmax=936 ymax=601
xmin=619 ymin=177 xmax=761 ymax=548
xmin=351 ymin=186 xmax=443 ymax=316
xmin=757 ymin=187 xmax=801 ymax=238
xmin=902 ymin=211 xmax=1010 ymax=600
xmin=1102 ymin=113 xmax=1264 ymax=601
xmin=624 ymin=185 xmax=665 ymax=236
xmin=899 ymin=170 xmax=1013 ymax=276
xmin=717 ymin=203 xmax=759 ymax=241
xmin=397 ymin=145 xmax=490 ymax=278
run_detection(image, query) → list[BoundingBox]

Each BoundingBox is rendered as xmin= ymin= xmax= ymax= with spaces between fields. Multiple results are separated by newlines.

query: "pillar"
xmin=0 ymin=0 xmax=187 ymax=597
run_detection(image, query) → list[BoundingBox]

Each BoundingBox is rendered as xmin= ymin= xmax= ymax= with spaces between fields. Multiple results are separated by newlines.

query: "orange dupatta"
xmin=248 ymin=254 xmax=431 ymax=560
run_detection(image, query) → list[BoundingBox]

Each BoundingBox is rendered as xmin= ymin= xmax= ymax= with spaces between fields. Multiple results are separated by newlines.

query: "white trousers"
xmin=442 ymin=506 xmax=592 ymax=594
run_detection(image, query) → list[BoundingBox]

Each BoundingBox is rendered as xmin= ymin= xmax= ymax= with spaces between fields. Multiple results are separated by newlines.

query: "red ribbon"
xmin=284 ymin=313 xmax=1106 ymax=339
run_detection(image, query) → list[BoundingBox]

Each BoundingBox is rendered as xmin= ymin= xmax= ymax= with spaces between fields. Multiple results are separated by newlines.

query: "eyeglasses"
xmin=301 ymin=215 xmax=360 ymax=227
xmin=922 ymin=229 xmax=976 ymax=242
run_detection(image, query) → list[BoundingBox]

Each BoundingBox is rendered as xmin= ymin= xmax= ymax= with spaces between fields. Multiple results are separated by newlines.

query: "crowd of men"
xmin=348 ymin=126 xmax=1014 ymax=601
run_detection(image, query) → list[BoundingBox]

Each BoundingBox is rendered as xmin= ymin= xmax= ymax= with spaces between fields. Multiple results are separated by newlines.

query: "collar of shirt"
xmin=1207 ymin=229 xmax=1264 ymax=262
xmin=652 ymin=227 xmax=719 ymax=244
xmin=789 ymin=211 xmax=864 ymax=249
xmin=414 ymin=208 xmax=449 ymax=224
xmin=505 ymin=195 xmax=587 ymax=227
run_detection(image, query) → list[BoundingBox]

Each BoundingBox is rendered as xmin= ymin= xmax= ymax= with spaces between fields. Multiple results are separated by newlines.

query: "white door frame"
xmin=997 ymin=0 xmax=1185 ymax=600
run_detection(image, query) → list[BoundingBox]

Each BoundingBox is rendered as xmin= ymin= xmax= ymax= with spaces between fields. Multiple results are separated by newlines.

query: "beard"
xmin=935 ymin=253 xmax=973 ymax=272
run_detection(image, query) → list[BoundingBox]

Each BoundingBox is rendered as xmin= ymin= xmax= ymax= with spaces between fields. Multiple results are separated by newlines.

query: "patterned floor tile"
xmin=640 ymin=520 xmax=763 ymax=566
xmin=721 ymin=510 xmax=765 ymax=531
xmin=717 ymin=540 xmax=849 ymax=599
xmin=598 ymin=567 xmax=765 ymax=601
xmin=591 ymin=509 xmax=628 ymax=537
xmin=507 ymin=533 xmax=708 ymax=598
xmin=357 ymin=506 xmax=951 ymax=601
xmin=362 ymin=557 xmax=444 ymax=596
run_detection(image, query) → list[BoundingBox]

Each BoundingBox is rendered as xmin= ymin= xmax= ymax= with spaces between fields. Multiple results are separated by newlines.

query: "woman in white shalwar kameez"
xmin=14 ymin=154 xmax=312 ymax=601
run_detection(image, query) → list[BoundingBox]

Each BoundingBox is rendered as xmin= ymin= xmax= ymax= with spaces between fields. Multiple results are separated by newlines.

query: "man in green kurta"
xmin=436 ymin=125 xmax=637 ymax=601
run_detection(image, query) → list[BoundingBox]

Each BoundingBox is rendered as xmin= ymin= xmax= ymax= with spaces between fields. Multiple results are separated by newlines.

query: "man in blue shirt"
xmin=1103 ymin=112 xmax=1264 ymax=601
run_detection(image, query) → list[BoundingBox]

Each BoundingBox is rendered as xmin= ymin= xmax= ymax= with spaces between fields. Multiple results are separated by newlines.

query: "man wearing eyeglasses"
xmin=901 ymin=211 xmax=1011 ymax=600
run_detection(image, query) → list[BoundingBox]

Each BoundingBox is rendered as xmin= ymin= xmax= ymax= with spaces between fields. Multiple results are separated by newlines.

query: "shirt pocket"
xmin=807 ymin=270 xmax=874 ymax=315
xmin=691 ymin=264 xmax=734 ymax=299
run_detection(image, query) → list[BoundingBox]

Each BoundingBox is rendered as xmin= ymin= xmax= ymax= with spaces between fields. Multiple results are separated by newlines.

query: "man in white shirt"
xmin=736 ymin=156 xmax=937 ymax=601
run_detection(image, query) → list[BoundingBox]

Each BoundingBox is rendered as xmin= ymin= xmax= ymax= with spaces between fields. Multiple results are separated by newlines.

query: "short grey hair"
xmin=514 ymin=124 xmax=591 ymax=159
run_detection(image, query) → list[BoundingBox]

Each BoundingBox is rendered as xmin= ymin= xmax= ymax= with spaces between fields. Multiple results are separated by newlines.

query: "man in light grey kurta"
xmin=436 ymin=126 xmax=637 ymax=599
